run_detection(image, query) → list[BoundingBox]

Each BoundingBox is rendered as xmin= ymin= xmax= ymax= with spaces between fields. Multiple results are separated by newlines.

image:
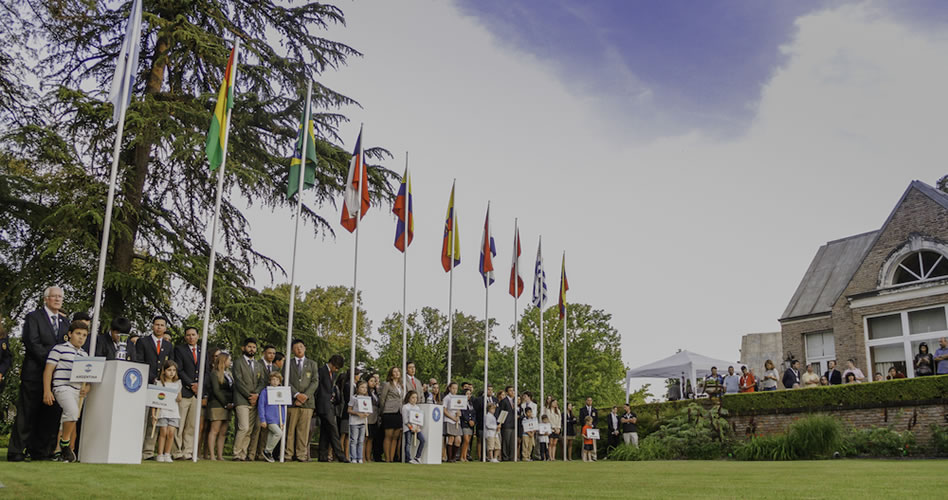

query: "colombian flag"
xmin=205 ymin=47 xmax=236 ymax=170
xmin=558 ymin=253 xmax=569 ymax=319
xmin=479 ymin=205 xmax=496 ymax=287
xmin=341 ymin=128 xmax=370 ymax=232
xmin=441 ymin=182 xmax=460 ymax=272
xmin=393 ymin=166 xmax=414 ymax=251
xmin=509 ymin=225 xmax=523 ymax=298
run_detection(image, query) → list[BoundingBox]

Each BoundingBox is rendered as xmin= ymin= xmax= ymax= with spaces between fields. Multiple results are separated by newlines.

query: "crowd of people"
xmin=699 ymin=340 xmax=948 ymax=396
xmin=3 ymin=286 xmax=643 ymax=464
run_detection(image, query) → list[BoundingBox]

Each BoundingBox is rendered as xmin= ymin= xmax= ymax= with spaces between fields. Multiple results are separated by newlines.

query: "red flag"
xmin=341 ymin=129 xmax=370 ymax=232
xmin=509 ymin=225 xmax=524 ymax=298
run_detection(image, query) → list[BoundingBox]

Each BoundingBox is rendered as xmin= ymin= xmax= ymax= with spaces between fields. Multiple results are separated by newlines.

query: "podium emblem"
xmin=123 ymin=368 xmax=143 ymax=393
xmin=432 ymin=407 xmax=441 ymax=423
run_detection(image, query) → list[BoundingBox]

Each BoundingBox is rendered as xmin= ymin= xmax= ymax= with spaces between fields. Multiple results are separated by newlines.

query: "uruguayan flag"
xmin=532 ymin=239 xmax=547 ymax=308
xmin=107 ymin=0 xmax=143 ymax=125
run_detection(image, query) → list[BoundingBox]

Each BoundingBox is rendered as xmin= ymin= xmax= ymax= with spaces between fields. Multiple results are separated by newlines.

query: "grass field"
xmin=0 ymin=450 xmax=944 ymax=499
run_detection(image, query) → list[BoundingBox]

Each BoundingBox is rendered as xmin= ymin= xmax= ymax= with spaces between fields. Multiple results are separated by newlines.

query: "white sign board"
xmin=409 ymin=410 xmax=424 ymax=426
xmin=586 ymin=428 xmax=600 ymax=439
xmin=448 ymin=395 xmax=467 ymax=410
xmin=497 ymin=410 xmax=509 ymax=424
xmin=538 ymin=423 xmax=552 ymax=434
xmin=145 ymin=384 xmax=179 ymax=410
xmin=267 ymin=386 xmax=292 ymax=405
xmin=70 ymin=356 xmax=106 ymax=383
xmin=523 ymin=418 xmax=539 ymax=432
xmin=355 ymin=396 xmax=372 ymax=413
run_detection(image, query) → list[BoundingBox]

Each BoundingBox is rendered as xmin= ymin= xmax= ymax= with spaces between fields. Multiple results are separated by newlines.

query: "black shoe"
xmin=262 ymin=451 xmax=274 ymax=463
xmin=7 ymin=453 xmax=25 ymax=462
xmin=61 ymin=446 xmax=76 ymax=463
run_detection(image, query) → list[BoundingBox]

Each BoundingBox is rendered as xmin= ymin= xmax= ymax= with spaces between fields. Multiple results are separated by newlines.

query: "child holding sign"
xmin=155 ymin=360 xmax=182 ymax=463
xmin=401 ymin=390 xmax=425 ymax=464
xmin=43 ymin=321 xmax=90 ymax=463
xmin=484 ymin=402 xmax=500 ymax=462
xmin=347 ymin=380 xmax=372 ymax=463
xmin=538 ymin=415 xmax=551 ymax=461
xmin=257 ymin=371 xmax=287 ymax=463
xmin=582 ymin=416 xmax=595 ymax=462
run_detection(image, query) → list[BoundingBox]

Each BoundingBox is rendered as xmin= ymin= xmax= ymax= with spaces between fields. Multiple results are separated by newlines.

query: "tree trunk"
xmin=103 ymin=33 xmax=172 ymax=319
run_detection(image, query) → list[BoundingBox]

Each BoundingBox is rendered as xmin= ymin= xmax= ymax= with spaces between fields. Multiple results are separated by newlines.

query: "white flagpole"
xmin=277 ymin=78 xmax=312 ymax=463
xmin=401 ymin=155 xmax=409 ymax=464
xmin=192 ymin=39 xmax=242 ymax=462
xmin=89 ymin=0 xmax=142 ymax=355
xmin=349 ymin=130 xmax=364 ymax=399
xmin=513 ymin=220 xmax=519 ymax=463
xmin=562 ymin=252 xmax=568 ymax=463
xmin=482 ymin=256 xmax=489 ymax=463
xmin=447 ymin=193 xmax=456 ymax=386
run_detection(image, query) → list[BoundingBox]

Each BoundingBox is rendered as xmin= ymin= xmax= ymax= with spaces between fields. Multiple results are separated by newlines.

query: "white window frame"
xmin=862 ymin=304 xmax=948 ymax=378
xmin=804 ymin=330 xmax=835 ymax=374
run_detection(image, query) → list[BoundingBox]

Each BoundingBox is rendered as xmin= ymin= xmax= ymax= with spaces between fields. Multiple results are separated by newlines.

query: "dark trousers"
xmin=8 ymin=378 xmax=62 ymax=460
xmin=608 ymin=432 xmax=621 ymax=452
xmin=317 ymin=412 xmax=346 ymax=462
xmin=539 ymin=442 xmax=549 ymax=460
xmin=501 ymin=428 xmax=515 ymax=461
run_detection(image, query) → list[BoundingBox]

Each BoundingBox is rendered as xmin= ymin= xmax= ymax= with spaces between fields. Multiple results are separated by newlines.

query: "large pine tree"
xmin=0 ymin=0 xmax=395 ymax=332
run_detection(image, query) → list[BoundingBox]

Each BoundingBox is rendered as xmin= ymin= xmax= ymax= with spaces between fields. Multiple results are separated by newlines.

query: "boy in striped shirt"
xmin=43 ymin=320 xmax=90 ymax=463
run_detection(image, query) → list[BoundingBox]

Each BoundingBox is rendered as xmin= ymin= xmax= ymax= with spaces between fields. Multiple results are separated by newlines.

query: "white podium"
xmin=417 ymin=403 xmax=443 ymax=465
xmin=79 ymin=360 xmax=149 ymax=464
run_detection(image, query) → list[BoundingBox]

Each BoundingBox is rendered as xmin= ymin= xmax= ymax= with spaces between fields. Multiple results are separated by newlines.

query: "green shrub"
xmin=607 ymin=437 xmax=673 ymax=461
xmin=785 ymin=415 xmax=843 ymax=459
xmin=842 ymin=426 xmax=915 ymax=457
xmin=645 ymin=403 xmax=730 ymax=460
xmin=733 ymin=435 xmax=795 ymax=461
xmin=931 ymin=424 xmax=948 ymax=456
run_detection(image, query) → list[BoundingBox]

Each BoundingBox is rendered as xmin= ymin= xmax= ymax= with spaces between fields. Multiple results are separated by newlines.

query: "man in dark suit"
xmin=499 ymin=385 xmax=516 ymax=461
xmin=137 ymin=315 xmax=174 ymax=460
xmin=606 ymin=406 xmax=621 ymax=451
xmin=172 ymin=326 xmax=201 ymax=459
xmin=824 ymin=360 xmax=842 ymax=386
xmin=473 ymin=384 xmax=495 ymax=461
xmin=580 ymin=397 xmax=599 ymax=457
xmin=88 ymin=317 xmax=132 ymax=360
xmin=782 ymin=359 xmax=801 ymax=389
xmin=8 ymin=286 xmax=69 ymax=462
xmin=316 ymin=354 xmax=348 ymax=462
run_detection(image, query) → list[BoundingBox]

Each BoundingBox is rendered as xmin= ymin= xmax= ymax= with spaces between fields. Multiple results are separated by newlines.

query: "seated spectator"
xmin=819 ymin=375 xmax=829 ymax=386
xmin=723 ymin=366 xmax=740 ymax=394
xmin=738 ymin=366 xmax=756 ymax=393
xmin=842 ymin=359 xmax=866 ymax=383
xmin=801 ymin=364 xmax=820 ymax=388
xmin=886 ymin=367 xmax=905 ymax=380
xmin=914 ymin=343 xmax=935 ymax=376
xmin=873 ymin=372 xmax=884 ymax=381
xmin=845 ymin=372 xmax=858 ymax=384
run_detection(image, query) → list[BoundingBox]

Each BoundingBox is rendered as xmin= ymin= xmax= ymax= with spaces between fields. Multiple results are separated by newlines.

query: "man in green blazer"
xmin=232 ymin=338 xmax=266 ymax=461
xmin=285 ymin=338 xmax=318 ymax=461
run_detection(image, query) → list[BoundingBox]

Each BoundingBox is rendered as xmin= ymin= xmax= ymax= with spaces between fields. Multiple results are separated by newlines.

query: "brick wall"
xmin=780 ymin=315 xmax=832 ymax=368
xmin=728 ymin=403 xmax=948 ymax=449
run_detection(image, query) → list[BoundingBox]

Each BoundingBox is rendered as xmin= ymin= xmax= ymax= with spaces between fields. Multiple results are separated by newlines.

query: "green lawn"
xmin=0 ymin=452 xmax=942 ymax=499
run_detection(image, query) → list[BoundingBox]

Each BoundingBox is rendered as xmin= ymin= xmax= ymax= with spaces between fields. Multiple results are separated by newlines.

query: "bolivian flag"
xmin=205 ymin=47 xmax=236 ymax=170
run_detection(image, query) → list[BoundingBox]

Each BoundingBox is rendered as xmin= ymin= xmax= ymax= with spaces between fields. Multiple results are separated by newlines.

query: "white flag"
xmin=532 ymin=238 xmax=547 ymax=308
xmin=107 ymin=0 xmax=143 ymax=125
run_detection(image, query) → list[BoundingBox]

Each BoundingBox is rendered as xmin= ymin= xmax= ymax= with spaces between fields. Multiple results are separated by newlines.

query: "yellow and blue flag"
xmin=558 ymin=252 xmax=569 ymax=319
xmin=441 ymin=182 xmax=460 ymax=272
xmin=393 ymin=167 xmax=413 ymax=251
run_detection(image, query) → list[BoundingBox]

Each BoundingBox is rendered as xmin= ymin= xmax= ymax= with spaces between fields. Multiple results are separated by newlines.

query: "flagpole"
xmin=401 ymin=155 xmax=409 ymax=464
xmin=447 ymin=198 xmax=456 ymax=386
xmin=562 ymin=252 xmax=568 ymax=463
xmin=192 ymin=39 xmax=241 ymax=462
xmin=277 ymin=78 xmax=312 ymax=464
xmin=482 ymin=258 xmax=489 ymax=463
xmin=89 ymin=1 xmax=143 ymax=356
xmin=513 ymin=220 xmax=519 ymax=463
xmin=349 ymin=130 xmax=364 ymax=400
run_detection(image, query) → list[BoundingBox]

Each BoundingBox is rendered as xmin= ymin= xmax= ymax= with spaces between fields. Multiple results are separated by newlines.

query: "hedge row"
xmin=631 ymin=374 xmax=948 ymax=417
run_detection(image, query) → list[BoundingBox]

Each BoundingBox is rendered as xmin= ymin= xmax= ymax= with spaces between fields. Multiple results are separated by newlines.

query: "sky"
xmin=245 ymin=0 xmax=948 ymax=397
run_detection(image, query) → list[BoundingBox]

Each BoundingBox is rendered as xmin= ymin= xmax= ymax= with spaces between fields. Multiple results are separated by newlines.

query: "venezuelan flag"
xmin=205 ymin=46 xmax=236 ymax=170
xmin=479 ymin=204 xmax=496 ymax=287
xmin=441 ymin=182 xmax=460 ymax=272
xmin=393 ymin=166 xmax=413 ymax=251
xmin=558 ymin=253 xmax=569 ymax=319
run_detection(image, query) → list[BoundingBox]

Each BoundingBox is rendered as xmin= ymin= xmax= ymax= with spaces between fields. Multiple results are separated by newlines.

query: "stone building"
xmin=780 ymin=180 xmax=948 ymax=378
xmin=739 ymin=332 xmax=783 ymax=375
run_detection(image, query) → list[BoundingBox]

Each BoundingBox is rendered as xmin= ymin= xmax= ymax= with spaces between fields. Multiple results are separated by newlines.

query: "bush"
xmin=931 ymin=424 xmax=948 ymax=456
xmin=732 ymin=415 xmax=843 ymax=461
xmin=608 ymin=438 xmax=673 ymax=461
xmin=842 ymin=426 xmax=915 ymax=457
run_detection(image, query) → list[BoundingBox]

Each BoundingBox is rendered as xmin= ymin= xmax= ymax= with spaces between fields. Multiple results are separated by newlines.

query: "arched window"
xmin=892 ymin=250 xmax=948 ymax=285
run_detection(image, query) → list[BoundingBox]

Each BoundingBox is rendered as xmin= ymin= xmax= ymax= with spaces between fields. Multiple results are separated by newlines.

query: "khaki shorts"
xmin=487 ymin=436 xmax=501 ymax=451
xmin=54 ymin=386 xmax=81 ymax=423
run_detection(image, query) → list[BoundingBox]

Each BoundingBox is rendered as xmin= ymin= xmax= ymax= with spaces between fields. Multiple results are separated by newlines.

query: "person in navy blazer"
xmin=316 ymin=354 xmax=348 ymax=462
xmin=8 ymin=286 xmax=70 ymax=462
xmin=137 ymin=315 xmax=174 ymax=460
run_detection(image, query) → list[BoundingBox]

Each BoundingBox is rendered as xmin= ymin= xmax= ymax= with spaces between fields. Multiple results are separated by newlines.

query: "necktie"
xmin=298 ymin=359 xmax=303 ymax=380
xmin=192 ymin=346 xmax=197 ymax=365
xmin=52 ymin=315 xmax=58 ymax=331
xmin=156 ymin=337 xmax=161 ymax=355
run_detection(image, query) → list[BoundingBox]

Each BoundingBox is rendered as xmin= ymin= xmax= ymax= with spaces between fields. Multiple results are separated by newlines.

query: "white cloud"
xmin=247 ymin=1 xmax=948 ymax=396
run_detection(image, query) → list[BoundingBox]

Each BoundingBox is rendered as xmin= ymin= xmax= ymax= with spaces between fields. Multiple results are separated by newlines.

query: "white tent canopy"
xmin=625 ymin=350 xmax=739 ymax=403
